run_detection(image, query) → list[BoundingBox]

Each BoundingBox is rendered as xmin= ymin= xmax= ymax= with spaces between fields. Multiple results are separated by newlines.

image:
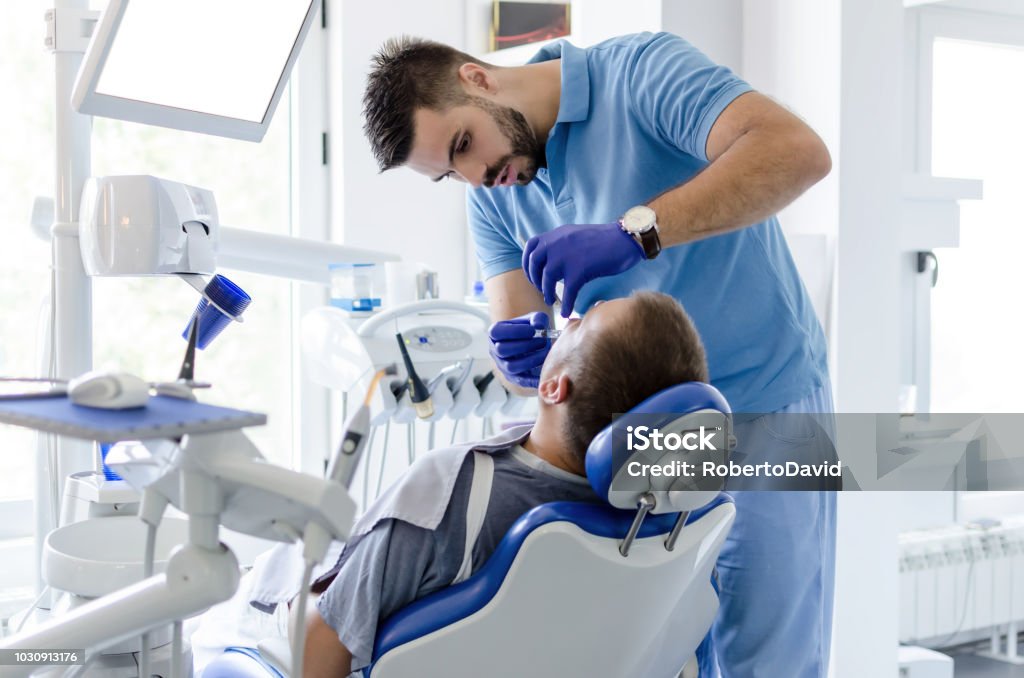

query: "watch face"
xmin=622 ymin=205 xmax=657 ymax=233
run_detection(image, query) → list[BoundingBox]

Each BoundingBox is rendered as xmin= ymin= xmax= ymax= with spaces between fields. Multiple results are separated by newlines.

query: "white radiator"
xmin=899 ymin=517 xmax=1024 ymax=644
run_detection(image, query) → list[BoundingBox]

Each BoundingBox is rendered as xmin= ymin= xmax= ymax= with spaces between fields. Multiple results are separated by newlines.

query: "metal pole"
xmin=50 ymin=0 xmax=93 ymax=512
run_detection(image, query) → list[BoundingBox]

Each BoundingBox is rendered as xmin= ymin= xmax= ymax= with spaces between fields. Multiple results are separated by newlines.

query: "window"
xmin=0 ymin=1 xmax=329 ymax=613
xmin=0 ymin=1 xmax=55 ymax=503
xmin=89 ymin=99 xmax=295 ymax=467
xmin=919 ymin=10 xmax=1024 ymax=517
xmin=930 ymin=37 xmax=1024 ymax=412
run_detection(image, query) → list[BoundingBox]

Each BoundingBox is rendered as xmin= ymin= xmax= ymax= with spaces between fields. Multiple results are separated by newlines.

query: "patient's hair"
xmin=563 ymin=292 xmax=709 ymax=463
xmin=363 ymin=36 xmax=490 ymax=172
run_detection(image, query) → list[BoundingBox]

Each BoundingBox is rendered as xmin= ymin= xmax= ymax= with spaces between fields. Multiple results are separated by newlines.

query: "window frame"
xmin=905 ymin=4 xmax=1024 ymax=517
xmin=289 ymin=2 xmax=333 ymax=476
xmin=910 ymin=6 xmax=1024 ymax=176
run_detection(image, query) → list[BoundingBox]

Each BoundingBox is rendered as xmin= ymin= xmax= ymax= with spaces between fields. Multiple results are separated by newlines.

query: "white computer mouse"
xmin=67 ymin=371 xmax=150 ymax=409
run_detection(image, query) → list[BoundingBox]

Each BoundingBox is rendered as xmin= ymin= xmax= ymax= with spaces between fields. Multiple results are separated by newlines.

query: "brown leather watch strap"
xmin=637 ymin=227 xmax=661 ymax=259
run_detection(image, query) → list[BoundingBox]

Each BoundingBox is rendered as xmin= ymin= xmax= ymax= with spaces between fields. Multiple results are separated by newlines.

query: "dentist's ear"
xmin=537 ymin=373 xmax=572 ymax=405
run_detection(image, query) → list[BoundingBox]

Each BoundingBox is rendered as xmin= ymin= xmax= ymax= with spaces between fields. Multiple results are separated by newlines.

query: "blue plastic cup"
xmin=99 ymin=442 xmax=122 ymax=481
xmin=182 ymin=275 xmax=252 ymax=350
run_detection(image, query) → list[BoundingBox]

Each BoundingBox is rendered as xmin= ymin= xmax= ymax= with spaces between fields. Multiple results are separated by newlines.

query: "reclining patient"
xmin=209 ymin=291 xmax=709 ymax=676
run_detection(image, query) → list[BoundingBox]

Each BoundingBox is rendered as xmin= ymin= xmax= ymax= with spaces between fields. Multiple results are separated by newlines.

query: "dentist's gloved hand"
xmin=488 ymin=312 xmax=552 ymax=389
xmin=522 ymin=223 xmax=645 ymax=318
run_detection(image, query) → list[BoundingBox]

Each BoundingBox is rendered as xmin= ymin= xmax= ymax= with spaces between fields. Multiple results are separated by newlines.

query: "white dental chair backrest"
xmin=368 ymin=381 xmax=735 ymax=678
xmin=369 ymin=501 xmax=734 ymax=678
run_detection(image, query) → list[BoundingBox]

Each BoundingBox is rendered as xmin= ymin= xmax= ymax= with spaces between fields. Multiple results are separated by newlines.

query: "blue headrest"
xmin=585 ymin=381 xmax=731 ymax=512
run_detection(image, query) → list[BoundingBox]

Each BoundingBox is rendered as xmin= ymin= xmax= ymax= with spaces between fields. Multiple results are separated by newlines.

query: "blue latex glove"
xmin=488 ymin=312 xmax=552 ymax=389
xmin=522 ymin=223 xmax=645 ymax=317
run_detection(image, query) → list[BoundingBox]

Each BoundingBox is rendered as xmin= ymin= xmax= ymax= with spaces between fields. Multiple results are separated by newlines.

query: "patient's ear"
xmin=458 ymin=62 xmax=498 ymax=94
xmin=538 ymin=373 xmax=572 ymax=405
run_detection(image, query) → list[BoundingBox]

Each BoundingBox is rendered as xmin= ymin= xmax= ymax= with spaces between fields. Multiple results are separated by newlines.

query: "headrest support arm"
xmin=618 ymin=492 xmax=657 ymax=557
xmin=620 ymin=496 xmax=696 ymax=555
xmin=664 ymin=511 xmax=691 ymax=551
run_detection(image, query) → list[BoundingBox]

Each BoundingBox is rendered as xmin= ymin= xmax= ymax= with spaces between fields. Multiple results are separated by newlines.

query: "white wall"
xmin=675 ymin=2 xmax=904 ymax=675
xmin=662 ymin=0 xmax=743 ymax=74
xmin=743 ymin=0 xmax=840 ymax=240
xmin=837 ymin=3 xmax=903 ymax=413
xmin=741 ymin=0 xmax=842 ymax=361
xmin=574 ymin=0 xmax=661 ymax=44
xmin=329 ymin=0 xmax=471 ymax=301
xmin=329 ymin=0 xmax=667 ymax=301
xmin=664 ymin=1 xmax=841 ymax=352
xmin=832 ymin=0 xmax=906 ymax=675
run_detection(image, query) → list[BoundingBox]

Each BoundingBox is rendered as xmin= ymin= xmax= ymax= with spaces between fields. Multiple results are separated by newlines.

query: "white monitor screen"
xmin=82 ymin=0 xmax=314 ymax=133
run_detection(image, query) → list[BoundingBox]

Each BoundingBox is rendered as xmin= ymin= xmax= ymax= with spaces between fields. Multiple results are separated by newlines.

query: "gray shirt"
xmin=314 ymin=445 xmax=600 ymax=671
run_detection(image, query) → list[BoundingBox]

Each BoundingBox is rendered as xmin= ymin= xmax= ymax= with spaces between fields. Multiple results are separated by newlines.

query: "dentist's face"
xmin=405 ymin=98 xmax=544 ymax=189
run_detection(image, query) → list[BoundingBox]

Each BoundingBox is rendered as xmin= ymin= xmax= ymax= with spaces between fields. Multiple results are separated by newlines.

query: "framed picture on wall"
xmin=491 ymin=1 xmax=571 ymax=52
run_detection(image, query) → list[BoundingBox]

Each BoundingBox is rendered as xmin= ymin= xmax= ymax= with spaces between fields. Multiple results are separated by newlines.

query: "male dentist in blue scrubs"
xmin=362 ymin=32 xmax=835 ymax=677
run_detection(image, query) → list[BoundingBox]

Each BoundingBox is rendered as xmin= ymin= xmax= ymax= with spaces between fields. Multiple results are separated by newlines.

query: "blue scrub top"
xmin=467 ymin=32 xmax=828 ymax=413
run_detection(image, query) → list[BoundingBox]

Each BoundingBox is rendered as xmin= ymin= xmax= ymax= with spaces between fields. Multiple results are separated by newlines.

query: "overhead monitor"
xmin=72 ymin=0 xmax=318 ymax=142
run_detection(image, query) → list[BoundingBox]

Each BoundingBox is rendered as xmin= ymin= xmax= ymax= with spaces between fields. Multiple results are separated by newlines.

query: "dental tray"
xmin=0 ymin=395 xmax=265 ymax=442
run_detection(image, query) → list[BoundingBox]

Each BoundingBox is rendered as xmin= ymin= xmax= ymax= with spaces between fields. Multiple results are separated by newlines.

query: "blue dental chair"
xmin=205 ymin=382 xmax=736 ymax=678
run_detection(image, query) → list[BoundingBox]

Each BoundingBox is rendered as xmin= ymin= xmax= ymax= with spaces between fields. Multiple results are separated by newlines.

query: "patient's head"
xmin=536 ymin=291 xmax=708 ymax=467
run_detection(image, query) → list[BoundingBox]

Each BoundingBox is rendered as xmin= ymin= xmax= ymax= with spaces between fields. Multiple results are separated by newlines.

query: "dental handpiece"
xmin=533 ymin=329 xmax=562 ymax=339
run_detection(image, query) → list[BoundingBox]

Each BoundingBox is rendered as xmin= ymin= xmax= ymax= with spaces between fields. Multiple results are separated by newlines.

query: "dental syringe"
xmin=533 ymin=329 xmax=562 ymax=339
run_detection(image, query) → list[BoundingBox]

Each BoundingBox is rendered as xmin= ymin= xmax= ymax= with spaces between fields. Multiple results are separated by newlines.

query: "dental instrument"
xmin=327 ymin=364 xmax=397 ymax=489
xmin=0 ymin=378 xmax=67 ymax=400
xmin=154 ymin=315 xmax=206 ymax=400
xmin=447 ymin=358 xmax=475 ymax=395
xmin=533 ymin=329 xmax=562 ymax=339
xmin=474 ymin=371 xmax=496 ymax=393
xmin=301 ymin=299 xmax=527 ymax=504
xmin=427 ymin=359 xmax=475 ymax=397
xmin=396 ymin=332 xmax=434 ymax=419
xmin=290 ymin=365 xmax=395 ymax=678
xmin=427 ymin=361 xmax=464 ymax=393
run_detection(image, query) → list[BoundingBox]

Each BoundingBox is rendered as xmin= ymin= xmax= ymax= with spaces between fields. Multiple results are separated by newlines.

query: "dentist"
xmin=362 ymin=32 xmax=834 ymax=678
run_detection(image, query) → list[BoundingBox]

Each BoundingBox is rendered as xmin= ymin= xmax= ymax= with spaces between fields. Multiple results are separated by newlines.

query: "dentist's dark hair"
xmin=563 ymin=292 xmax=709 ymax=465
xmin=363 ymin=36 xmax=492 ymax=172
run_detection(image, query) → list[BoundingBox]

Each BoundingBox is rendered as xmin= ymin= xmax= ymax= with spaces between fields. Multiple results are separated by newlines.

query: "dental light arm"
xmin=79 ymin=176 xmax=398 ymax=285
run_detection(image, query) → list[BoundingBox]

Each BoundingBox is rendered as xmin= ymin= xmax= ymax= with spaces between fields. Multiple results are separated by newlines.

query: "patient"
xmin=299 ymin=291 xmax=709 ymax=676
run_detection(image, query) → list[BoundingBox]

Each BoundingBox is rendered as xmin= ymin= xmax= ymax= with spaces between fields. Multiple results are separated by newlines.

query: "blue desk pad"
xmin=0 ymin=395 xmax=266 ymax=442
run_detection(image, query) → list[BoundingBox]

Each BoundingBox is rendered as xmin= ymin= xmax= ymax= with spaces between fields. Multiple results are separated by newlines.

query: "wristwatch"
xmin=619 ymin=205 xmax=661 ymax=260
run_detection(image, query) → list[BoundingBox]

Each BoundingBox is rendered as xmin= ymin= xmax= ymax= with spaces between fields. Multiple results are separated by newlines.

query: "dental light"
xmin=79 ymin=175 xmax=218 ymax=277
xmin=79 ymin=174 xmax=252 ymax=363
xmin=72 ymin=0 xmax=319 ymax=142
